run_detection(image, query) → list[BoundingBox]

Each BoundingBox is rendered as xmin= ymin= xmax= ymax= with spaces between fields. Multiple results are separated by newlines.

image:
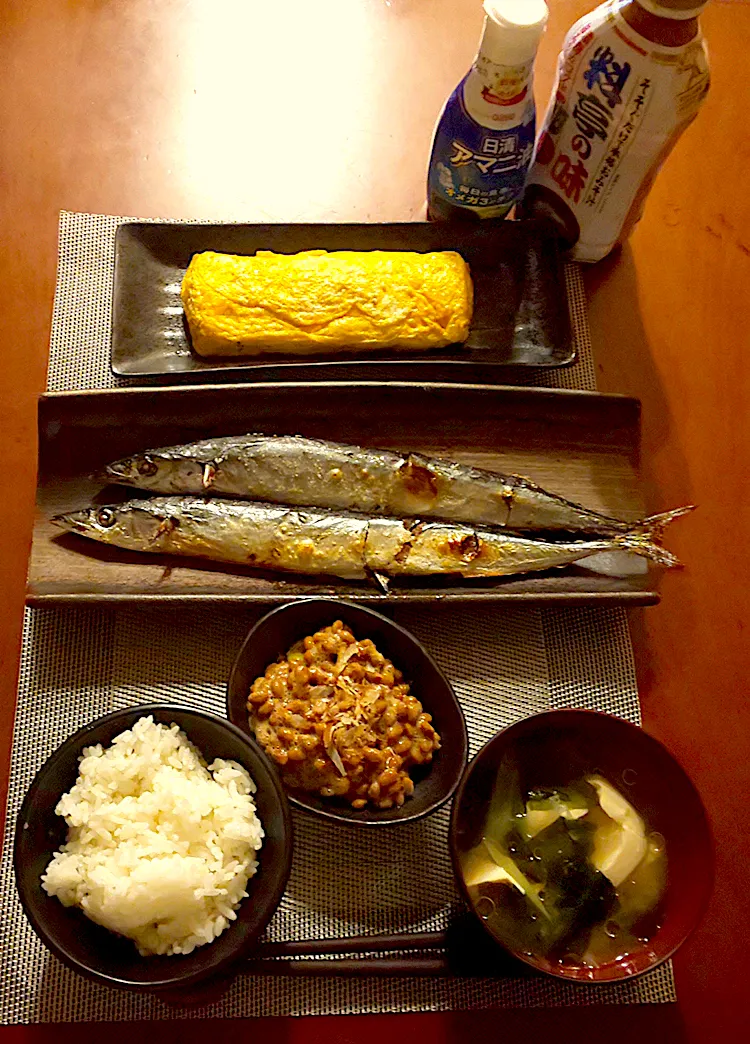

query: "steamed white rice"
xmin=41 ymin=715 xmax=264 ymax=956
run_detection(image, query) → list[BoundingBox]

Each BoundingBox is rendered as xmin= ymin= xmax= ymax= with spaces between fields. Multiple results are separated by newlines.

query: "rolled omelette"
xmin=180 ymin=248 xmax=473 ymax=356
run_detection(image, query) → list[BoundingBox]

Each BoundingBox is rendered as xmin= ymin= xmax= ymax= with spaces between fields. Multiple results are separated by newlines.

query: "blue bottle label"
xmin=428 ymin=78 xmax=536 ymax=218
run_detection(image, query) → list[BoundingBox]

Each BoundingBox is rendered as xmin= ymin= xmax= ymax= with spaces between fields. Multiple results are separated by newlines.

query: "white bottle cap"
xmin=481 ymin=0 xmax=549 ymax=64
xmin=634 ymin=0 xmax=709 ymax=18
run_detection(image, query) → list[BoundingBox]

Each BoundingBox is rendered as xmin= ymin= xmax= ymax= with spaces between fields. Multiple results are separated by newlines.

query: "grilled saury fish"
xmin=53 ymin=498 xmax=689 ymax=580
xmin=105 ymin=434 xmax=664 ymax=535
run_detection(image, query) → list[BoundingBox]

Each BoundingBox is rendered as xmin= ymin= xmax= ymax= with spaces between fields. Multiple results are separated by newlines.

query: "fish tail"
xmin=614 ymin=535 xmax=682 ymax=568
xmin=636 ymin=504 xmax=696 ymax=536
xmin=613 ymin=505 xmax=695 ymax=568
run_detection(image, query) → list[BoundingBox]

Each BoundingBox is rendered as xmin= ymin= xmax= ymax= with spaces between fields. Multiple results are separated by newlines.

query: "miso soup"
xmin=460 ymin=766 xmax=667 ymax=970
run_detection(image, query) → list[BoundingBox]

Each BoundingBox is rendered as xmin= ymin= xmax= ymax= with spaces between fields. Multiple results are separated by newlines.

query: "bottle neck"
xmin=463 ymin=12 xmax=543 ymax=125
xmin=621 ymin=1 xmax=700 ymax=47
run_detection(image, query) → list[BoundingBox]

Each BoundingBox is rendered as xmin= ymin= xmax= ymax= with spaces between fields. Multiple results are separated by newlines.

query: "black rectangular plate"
xmin=111 ymin=221 xmax=574 ymax=382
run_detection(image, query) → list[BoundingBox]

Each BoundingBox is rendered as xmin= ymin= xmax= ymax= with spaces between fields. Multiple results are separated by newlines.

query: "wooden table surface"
xmin=0 ymin=0 xmax=747 ymax=1040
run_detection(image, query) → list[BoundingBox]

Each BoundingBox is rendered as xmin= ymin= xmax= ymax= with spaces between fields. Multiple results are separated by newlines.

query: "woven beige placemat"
xmin=0 ymin=213 xmax=674 ymax=1023
xmin=46 ymin=211 xmax=596 ymax=392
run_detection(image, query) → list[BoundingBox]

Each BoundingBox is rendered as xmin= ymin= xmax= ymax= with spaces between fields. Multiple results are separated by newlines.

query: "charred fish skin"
xmin=106 ymin=436 xmax=405 ymax=510
xmin=52 ymin=497 xmax=685 ymax=580
xmin=52 ymin=498 xmax=372 ymax=579
xmin=104 ymin=434 xmax=635 ymax=535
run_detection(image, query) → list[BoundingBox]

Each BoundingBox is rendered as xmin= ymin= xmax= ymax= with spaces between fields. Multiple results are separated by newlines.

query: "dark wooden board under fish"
xmin=29 ymin=382 xmax=655 ymax=605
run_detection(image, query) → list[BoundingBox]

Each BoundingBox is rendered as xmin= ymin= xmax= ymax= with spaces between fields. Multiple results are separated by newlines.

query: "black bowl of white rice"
xmin=13 ymin=704 xmax=293 ymax=991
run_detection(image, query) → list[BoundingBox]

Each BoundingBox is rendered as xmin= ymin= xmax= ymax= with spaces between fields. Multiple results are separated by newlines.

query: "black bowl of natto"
xmin=226 ymin=598 xmax=468 ymax=825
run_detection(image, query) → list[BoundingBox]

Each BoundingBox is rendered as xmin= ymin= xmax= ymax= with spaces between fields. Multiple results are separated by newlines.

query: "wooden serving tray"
xmin=28 ymin=382 xmax=658 ymax=605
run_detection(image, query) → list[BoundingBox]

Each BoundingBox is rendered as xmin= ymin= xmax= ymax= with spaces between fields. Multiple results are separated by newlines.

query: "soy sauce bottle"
xmin=427 ymin=0 xmax=549 ymax=221
xmin=522 ymin=0 xmax=711 ymax=261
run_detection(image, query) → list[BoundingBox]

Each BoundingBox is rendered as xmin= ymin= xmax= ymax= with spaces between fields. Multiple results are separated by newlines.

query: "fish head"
xmin=105 ymin=452 xmax=160 ymax=485
xmin=104 ymin=451 xmax=203 ymax=492
xmin=51 ymin=502 xmax=166 ymax=549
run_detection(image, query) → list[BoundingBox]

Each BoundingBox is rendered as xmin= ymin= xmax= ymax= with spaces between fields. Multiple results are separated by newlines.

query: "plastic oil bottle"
xmin=427 ymin=0 xmax=549 ymax=221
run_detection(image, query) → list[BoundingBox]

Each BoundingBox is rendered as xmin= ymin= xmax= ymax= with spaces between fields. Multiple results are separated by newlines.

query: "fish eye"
xmin=137 ymin=458 xmax=158 ymax=477
xmin=96 ymin=508 xmax=117 ymax=528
